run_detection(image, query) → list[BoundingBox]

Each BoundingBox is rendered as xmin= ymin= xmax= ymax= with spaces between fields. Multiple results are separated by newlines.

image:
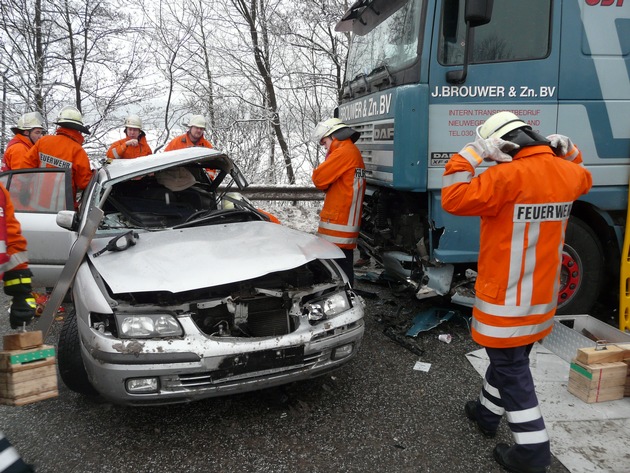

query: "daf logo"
xmin=373 ymin=123 xmax=394 ymax=141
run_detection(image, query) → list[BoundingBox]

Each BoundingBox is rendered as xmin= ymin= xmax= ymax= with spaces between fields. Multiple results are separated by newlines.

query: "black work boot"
xmin=464 ymin=400 xmax=497 ymax=438
xmin=493 ymin=443 xmax=547 ymax=473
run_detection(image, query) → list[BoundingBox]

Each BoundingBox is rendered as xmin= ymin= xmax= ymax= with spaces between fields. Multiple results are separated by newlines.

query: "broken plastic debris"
xmin=406 ymin=308 xmax=457 ymax=337
xmin=438 ymin=334 xmax=452 ymax=344
xmin=413 ymin=361 xmax=431 ymax=372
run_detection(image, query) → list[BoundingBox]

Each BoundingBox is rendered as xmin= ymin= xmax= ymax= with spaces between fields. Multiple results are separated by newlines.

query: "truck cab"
xmin=337 ymin=0 xmax=630 ymax=314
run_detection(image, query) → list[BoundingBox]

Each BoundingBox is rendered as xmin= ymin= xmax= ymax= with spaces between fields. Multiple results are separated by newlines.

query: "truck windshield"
xmin=345 ymin=0 xmax=424 ymax=88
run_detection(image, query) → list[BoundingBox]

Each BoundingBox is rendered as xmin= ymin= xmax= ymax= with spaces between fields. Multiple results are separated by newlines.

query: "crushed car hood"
xmin=88 ymin=221 xmax=344 ymax=293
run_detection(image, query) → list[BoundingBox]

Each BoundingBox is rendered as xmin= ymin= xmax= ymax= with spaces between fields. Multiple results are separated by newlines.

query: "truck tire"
xmin=556 ymin=218 xmax=604 ymax=315
xmin=57 ymin=308 xmax=98 ymax=396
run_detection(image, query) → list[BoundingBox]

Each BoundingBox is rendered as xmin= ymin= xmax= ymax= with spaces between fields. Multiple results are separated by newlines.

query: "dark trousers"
xmin=477 ymin=344 xmax=551 ymax=468
xmin=336 ymin=248 xmax=355 ymax=286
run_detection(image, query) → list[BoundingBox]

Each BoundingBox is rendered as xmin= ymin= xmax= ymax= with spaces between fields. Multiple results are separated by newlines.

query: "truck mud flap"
xmin=36 ymin=207 xmax=104 ymax=337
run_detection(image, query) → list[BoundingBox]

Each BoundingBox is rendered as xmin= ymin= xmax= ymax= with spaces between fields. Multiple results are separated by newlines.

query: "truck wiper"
xmin=368 ymin=64 xmax=394 ymax=87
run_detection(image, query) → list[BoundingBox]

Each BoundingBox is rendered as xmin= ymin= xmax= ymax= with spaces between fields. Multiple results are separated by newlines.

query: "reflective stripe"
xmin=506 ymin=222 xmax=526 ymax=305
xmin=460 ymin=146 xmax=483 ymax=167
xmin=480 ymin=394 xmax=505 ymax=416
xmin=319 ymin=233 xmax=356 ymax=245
xmin=483 ymin=378 xmax=501 ymax=399
xmin=4 ymin=277 xmax=32 ymax=287
xmin=442 ymin=171 xmax=473 ymax=187
xmin=319 ymin=220 xmax=360 ymax=233
xmin=475 ymin=297 xmax=557 ymax=317
xmin=512 ymin=429 xmax=549 ymax=445
xmin=506 ymin=405 xmax=542 ymax=424
xmin=113 ymin=148 xmax=121 ymax=159
xmin=0 ymin=242 xmax=5 ymax=253
xmin=472 ymin=317 xmax=555 ymax=339
xmin=0 ymin=438 xmax=21 ymax=471
xmin=520 ymin=222 xmax=540 ymax=306
xmin=0 ymin=251 xmax=29 ymax=274
xmin=348 ymin=173 xmax=364 ymax=227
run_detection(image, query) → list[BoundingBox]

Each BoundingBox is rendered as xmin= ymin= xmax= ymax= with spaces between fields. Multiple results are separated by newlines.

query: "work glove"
xmin=461 ymin=138 xmax=518 ymax=166
xmin=3 ymin=269 xmax=37 ymax=329
xmin=547 ymin=134 xmax=573 ymax=156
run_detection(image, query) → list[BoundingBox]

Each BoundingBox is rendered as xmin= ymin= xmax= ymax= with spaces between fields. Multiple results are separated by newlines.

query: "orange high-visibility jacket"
xmin=106 ymin=135 xmax=152 ymax=159
xmin=21 ymin=127 xmax=93 ymax=201
xmin=2 ymin=135 xmax=33 ymax=171
xmin=0 ymin=183 xmax=29 ymax=274
xmin=312 ymin=138 xmax=366 ymax=250
xmin=164 ymin=133 xmax=213 ymax=151
xmin=164 ymin=133 xmax=216 ymax=179
xmin=441 ymin=144 xmax=592 ymax=348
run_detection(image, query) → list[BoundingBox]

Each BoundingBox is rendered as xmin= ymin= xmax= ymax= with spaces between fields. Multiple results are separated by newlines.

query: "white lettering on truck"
xmin=339 ymin=93 xmax=392 ymax=121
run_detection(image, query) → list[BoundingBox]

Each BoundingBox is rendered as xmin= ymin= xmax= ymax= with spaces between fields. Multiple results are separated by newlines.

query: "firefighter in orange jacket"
xmin=106 ymin=114 xmax=152 ymax=159
xmin=2 ymin=112 xmax=46 ymax=171
xmin=165 ymin=115 xmax=217 ymax=179
xmin=442 ymin=112 xmax=592 ymax=473
xmin=0 ymin=183 xmax=36 ymax=329
xmin=19 ymin=106 xmax=93 ymax=208
xmin=311 ymin=118 xmax=366 ymax=286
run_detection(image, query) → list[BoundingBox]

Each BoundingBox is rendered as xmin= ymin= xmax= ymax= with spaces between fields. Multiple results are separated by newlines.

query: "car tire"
xmin=57 ymin=308 xmax=98 ymax=396
xmin=556 ymin=217 xmax=604 ymax=315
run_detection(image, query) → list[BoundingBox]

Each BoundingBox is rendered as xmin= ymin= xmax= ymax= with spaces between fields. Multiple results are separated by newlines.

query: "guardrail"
xmin=219 ymin=186 xmax=323 ymax=201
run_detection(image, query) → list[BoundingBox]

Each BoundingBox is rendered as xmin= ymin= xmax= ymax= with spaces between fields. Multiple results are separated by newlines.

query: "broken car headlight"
xmin=304 ymin=291 xmax=351 ymax=322
xmin=115 ymin=313 xmax=183 ymax=338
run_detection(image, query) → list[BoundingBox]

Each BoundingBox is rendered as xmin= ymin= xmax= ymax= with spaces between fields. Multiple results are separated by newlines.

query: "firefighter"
xmin=19 ymin=106 xmax=93 ymax=208
xmin=1 ymin=112 xmax=46 ymax=171
xmin=311 ymin=117 xmax=366 ymax=286
xmin=0 ymin=184 xmax=36 ymax=473
xmin=164 ymin=115 xmax=216 ymax=179
xmin=165 ymin=115 xmax=213 ymax=151
xmin=106 ymin=114 xmax=152 ymax=159
xmin=441 ymin=111 xmax=592 ymax=473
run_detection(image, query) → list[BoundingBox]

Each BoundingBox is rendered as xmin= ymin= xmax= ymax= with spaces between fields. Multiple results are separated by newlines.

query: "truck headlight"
xmin=304 ymin=291 xmax=351 ymax=322
xmin=115 ymin=313 xmax=183 ymax=338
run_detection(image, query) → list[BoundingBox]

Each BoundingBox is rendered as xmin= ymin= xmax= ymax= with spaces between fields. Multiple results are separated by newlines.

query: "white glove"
xmin=464 ymin=137 xmax=518 ymax=164
xmin=547 ymin=134 xmax=573 ymax=156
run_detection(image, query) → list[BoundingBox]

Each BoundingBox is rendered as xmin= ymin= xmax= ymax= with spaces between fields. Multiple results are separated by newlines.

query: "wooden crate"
xmin=0 ymin=345 xmax=58 ymax=406
xmin=624 ymin=359 xmax=630 ymax=397
xmin=568 ymin=359 xmax=627 ymax=403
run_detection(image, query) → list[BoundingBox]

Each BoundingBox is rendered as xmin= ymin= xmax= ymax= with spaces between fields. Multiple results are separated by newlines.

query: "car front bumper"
xmin=79 ymin=307 xmax=364 ymax=405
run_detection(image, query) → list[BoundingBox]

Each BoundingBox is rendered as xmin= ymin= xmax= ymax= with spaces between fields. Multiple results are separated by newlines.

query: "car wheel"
xmin=556 ymin=217 xmax=604 ymax=315
xmin=57 ymin=308 xmax=98 ymax=395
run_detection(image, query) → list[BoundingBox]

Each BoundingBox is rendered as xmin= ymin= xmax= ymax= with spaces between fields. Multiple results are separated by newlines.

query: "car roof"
xmin=99 ymin=147 xmax=231 ymax=183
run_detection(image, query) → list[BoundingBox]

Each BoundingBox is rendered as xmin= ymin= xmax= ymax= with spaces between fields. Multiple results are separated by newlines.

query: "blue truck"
xmin=335 ymin=0 xmax=630 ymax=314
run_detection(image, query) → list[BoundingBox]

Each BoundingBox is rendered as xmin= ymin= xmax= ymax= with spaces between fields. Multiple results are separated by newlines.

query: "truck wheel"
xmin=556 ymin=218 xmax=604 ymax=315
xmin=57 ymin=308 xmax=98 ymax=395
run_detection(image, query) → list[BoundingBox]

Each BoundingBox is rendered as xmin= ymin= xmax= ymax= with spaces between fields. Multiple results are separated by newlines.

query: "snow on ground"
xmin=259 ymin=201 xmax=321 ymax=235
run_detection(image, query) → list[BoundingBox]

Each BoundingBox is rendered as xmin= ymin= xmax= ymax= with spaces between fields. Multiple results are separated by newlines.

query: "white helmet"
xmin=187 ymin=115 xmax=207 ymax=129
xmin=311 ymin=117 xmax=360 ymax=143
xmin=477 ymin=111 xmax=528 ymax=140
xmin=124 ymin=114 xmax=143 ymax=131
xmin=55 ymin=105 xmax=90 ymax=134
xmin=11 ymin=111 xmax=45 ymax=134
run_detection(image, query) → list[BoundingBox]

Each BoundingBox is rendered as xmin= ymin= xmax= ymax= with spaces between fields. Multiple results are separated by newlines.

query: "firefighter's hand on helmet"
xmin=9 ymin=296 xmax=36 ymax=329
xmin=466 ymin=138 xmax=516 ymax=164
xmin=547 ymin=134 xmax=573 ymax=156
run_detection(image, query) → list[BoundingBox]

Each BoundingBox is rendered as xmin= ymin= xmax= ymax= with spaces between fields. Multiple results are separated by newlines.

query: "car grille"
xmin=192 ymin=295 xmax=292 ymax=337
xmin=168 ymin=349 xmax=326 ymax=389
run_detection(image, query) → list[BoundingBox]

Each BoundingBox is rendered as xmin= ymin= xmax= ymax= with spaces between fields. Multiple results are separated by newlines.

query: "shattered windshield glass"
xmin=345 ymin=0 xmax=423 ymax=85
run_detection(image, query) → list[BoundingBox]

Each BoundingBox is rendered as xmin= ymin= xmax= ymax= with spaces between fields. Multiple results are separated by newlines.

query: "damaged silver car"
xmin=1 ymin=148 xmax=364 ymax=405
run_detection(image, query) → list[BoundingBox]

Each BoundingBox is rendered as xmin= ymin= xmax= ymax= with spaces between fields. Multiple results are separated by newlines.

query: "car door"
xmin=0 ymin=168 xmax=75 ymax=288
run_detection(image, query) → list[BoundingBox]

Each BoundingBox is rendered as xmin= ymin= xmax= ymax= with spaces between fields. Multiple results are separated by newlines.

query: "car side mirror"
xmin=57 ymin=210 xmax=78 ymax=231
